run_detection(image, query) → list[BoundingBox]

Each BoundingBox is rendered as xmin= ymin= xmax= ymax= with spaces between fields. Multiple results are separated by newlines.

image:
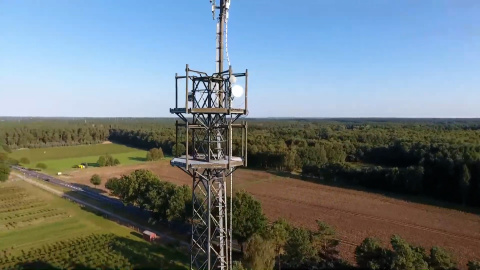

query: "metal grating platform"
xmin=171 ymin=155 xmax=244 ymax=169
xmin=170 ymin=108 xmax=246 ymax=114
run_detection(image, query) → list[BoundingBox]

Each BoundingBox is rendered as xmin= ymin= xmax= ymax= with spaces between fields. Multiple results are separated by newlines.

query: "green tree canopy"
xmin=105 ymin=177 xmax=121 ymax=192
xmin=312 ymin=221 xmax=340 ymax=262
xmin=243 ymin=234 xmax=276 ymax=270
xmin=390 ymin=235 xmax=428 ymax=270
xmin=232 ymin=191 xmax=267 ymax=252
xmin=355 ymin=237 xmax=392 ymax=270
xmin=90 ymin=174 xmax=102 ymax=188
xmin=283 ymin=226 xmax=316 ymax=268
xmin=0 ymin=162 xmax=10 ymax=182
xmin=429 ymin=246 xmax=457 ymax=270
xmin=105 ymin=169 xmax=191 ymax=223
xmin=460 ymin=164 xmax=471 ymax=205
xmin=97 ymin=156 xmax=106 ymax=167
xmin=265 ymin=218 xmax=290 ymax=270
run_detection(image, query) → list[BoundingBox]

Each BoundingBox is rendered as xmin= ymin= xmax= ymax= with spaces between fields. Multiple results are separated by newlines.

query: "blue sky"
xmin=0 ymin=0 xmax=479 ymax=117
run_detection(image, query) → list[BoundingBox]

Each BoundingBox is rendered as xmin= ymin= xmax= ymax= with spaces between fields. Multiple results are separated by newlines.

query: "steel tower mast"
xmin=170 ymin=1 xmax=248 ymax=269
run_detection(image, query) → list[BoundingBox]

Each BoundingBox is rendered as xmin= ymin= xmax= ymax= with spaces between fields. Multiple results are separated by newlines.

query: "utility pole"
xmin=170 ymin=1 xmax=248 ymax=269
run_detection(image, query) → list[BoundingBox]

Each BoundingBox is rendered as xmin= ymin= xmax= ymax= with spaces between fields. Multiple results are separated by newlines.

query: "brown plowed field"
xmin=64 ymin=161 xmax=480 ymax=267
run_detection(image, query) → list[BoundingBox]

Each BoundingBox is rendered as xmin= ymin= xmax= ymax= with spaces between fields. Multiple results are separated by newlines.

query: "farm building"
xmin=142 ymin=230 xmax=156 ymax=242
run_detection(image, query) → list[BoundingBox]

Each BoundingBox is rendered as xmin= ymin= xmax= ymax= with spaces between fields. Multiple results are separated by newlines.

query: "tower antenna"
xmin=170 ymin=0 xmax=248 ymax=269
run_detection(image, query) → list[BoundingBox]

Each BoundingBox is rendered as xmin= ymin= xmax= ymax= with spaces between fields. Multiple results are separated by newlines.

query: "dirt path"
xmin=66 ymin=161 xmax=480 ymax=267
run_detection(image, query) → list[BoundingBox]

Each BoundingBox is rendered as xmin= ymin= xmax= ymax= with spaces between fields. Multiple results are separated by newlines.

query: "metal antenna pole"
xmin=217 ymin=0 xmax=224 ymax=75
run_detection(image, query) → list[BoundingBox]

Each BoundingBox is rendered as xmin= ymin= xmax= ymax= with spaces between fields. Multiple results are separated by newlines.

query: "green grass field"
xmin=0 ymin=180 xmax=188 ymax=269
xmin=9 ymin=143 xmax=148 ymax=174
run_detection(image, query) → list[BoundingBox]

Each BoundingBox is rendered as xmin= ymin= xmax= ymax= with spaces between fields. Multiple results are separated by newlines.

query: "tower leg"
xmin=192 ymin=169 xmax=228 ymax=270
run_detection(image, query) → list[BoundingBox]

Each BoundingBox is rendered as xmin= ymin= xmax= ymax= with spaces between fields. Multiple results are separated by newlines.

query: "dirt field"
xmin=65 ymin=161 xmax=480 ymax=267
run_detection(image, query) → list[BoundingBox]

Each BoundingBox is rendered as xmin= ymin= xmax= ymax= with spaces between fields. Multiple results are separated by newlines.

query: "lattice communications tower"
xmin=170 ymin=0 xmax=248 ymax=269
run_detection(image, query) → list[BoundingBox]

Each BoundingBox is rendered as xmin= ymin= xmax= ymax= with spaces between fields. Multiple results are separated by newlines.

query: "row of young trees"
xmin=102 ymin=169 xmax=480 ymax=270
xmin=97 ymin=154 xmax=120 ymax=167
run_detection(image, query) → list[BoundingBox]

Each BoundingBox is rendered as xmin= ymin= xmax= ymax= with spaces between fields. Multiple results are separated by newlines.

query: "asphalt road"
xmin=11 ymin=165 xmax=149 ymax=217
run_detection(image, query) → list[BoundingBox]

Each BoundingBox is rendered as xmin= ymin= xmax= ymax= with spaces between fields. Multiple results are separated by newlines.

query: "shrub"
xmin=36 ymin=163 xmax=48 ymax=170
xmin=97 ymin=156 xmax=106 ymax=167
xmin=19 ymin=157 xmax=30 ymax=164
xmin=105 ymin=154 xmax=115 ymax=166
xmin=172 ymin=144 xmax=186 ymax=156
xmin=105 ymin=177 xmax=120 ymax=192
xmin=90 ymin=174 xmax=102 ymax=188
xmin=146 ymin=148 xmax=164 ymax=161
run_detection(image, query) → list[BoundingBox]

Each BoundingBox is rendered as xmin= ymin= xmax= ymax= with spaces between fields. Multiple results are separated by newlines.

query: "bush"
xmin=172 ymin=144 xmax=186 ymax=156
xmin=105 ymin=177 xmax=120 ymax=192
xmin=19 ymin=157 xmax=30 ymax=164
xmin=97 ymin=156 xmax=106 ymax=167
xmin=146 ymin=148 xmax=164 ymax=161
xmin=90 ymin=174 xmax=102 ymax=188
xmin=429 ymin=246 xmax=457 ymax=270
xmin=105 ymin=154 xmax=115 ymax=166
xmin=36 ymin=163 xmax=48 ymax=170
xmin=97 ymin=155 xmax=119 ymax=167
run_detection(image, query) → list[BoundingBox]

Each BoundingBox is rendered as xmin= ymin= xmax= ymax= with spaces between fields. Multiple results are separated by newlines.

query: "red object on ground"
xmin=142 ymin=230 xmax=156 ymax=242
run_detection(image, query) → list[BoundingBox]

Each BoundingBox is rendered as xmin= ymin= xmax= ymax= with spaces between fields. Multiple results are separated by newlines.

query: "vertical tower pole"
xmin=170 ymin=1 xmax=247 ymax=269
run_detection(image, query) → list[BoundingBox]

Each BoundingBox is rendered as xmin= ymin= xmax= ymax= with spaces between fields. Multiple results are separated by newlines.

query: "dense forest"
xmin=1 ymin=117 xmax=480 ymax=207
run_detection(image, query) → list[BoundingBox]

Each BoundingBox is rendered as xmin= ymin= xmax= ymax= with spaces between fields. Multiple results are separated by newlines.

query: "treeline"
xmin=103 ymin=169 xmax=480 ymax=270
xmin=105 ymin=170 xmax=192 ymax=223
xmin=2 ymin=118 xmax=480 ymax=207
xmin=0 ymin=143 xmax=12 ymax=182
xmin=0 ymin=126 xmax=110 ymax=148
